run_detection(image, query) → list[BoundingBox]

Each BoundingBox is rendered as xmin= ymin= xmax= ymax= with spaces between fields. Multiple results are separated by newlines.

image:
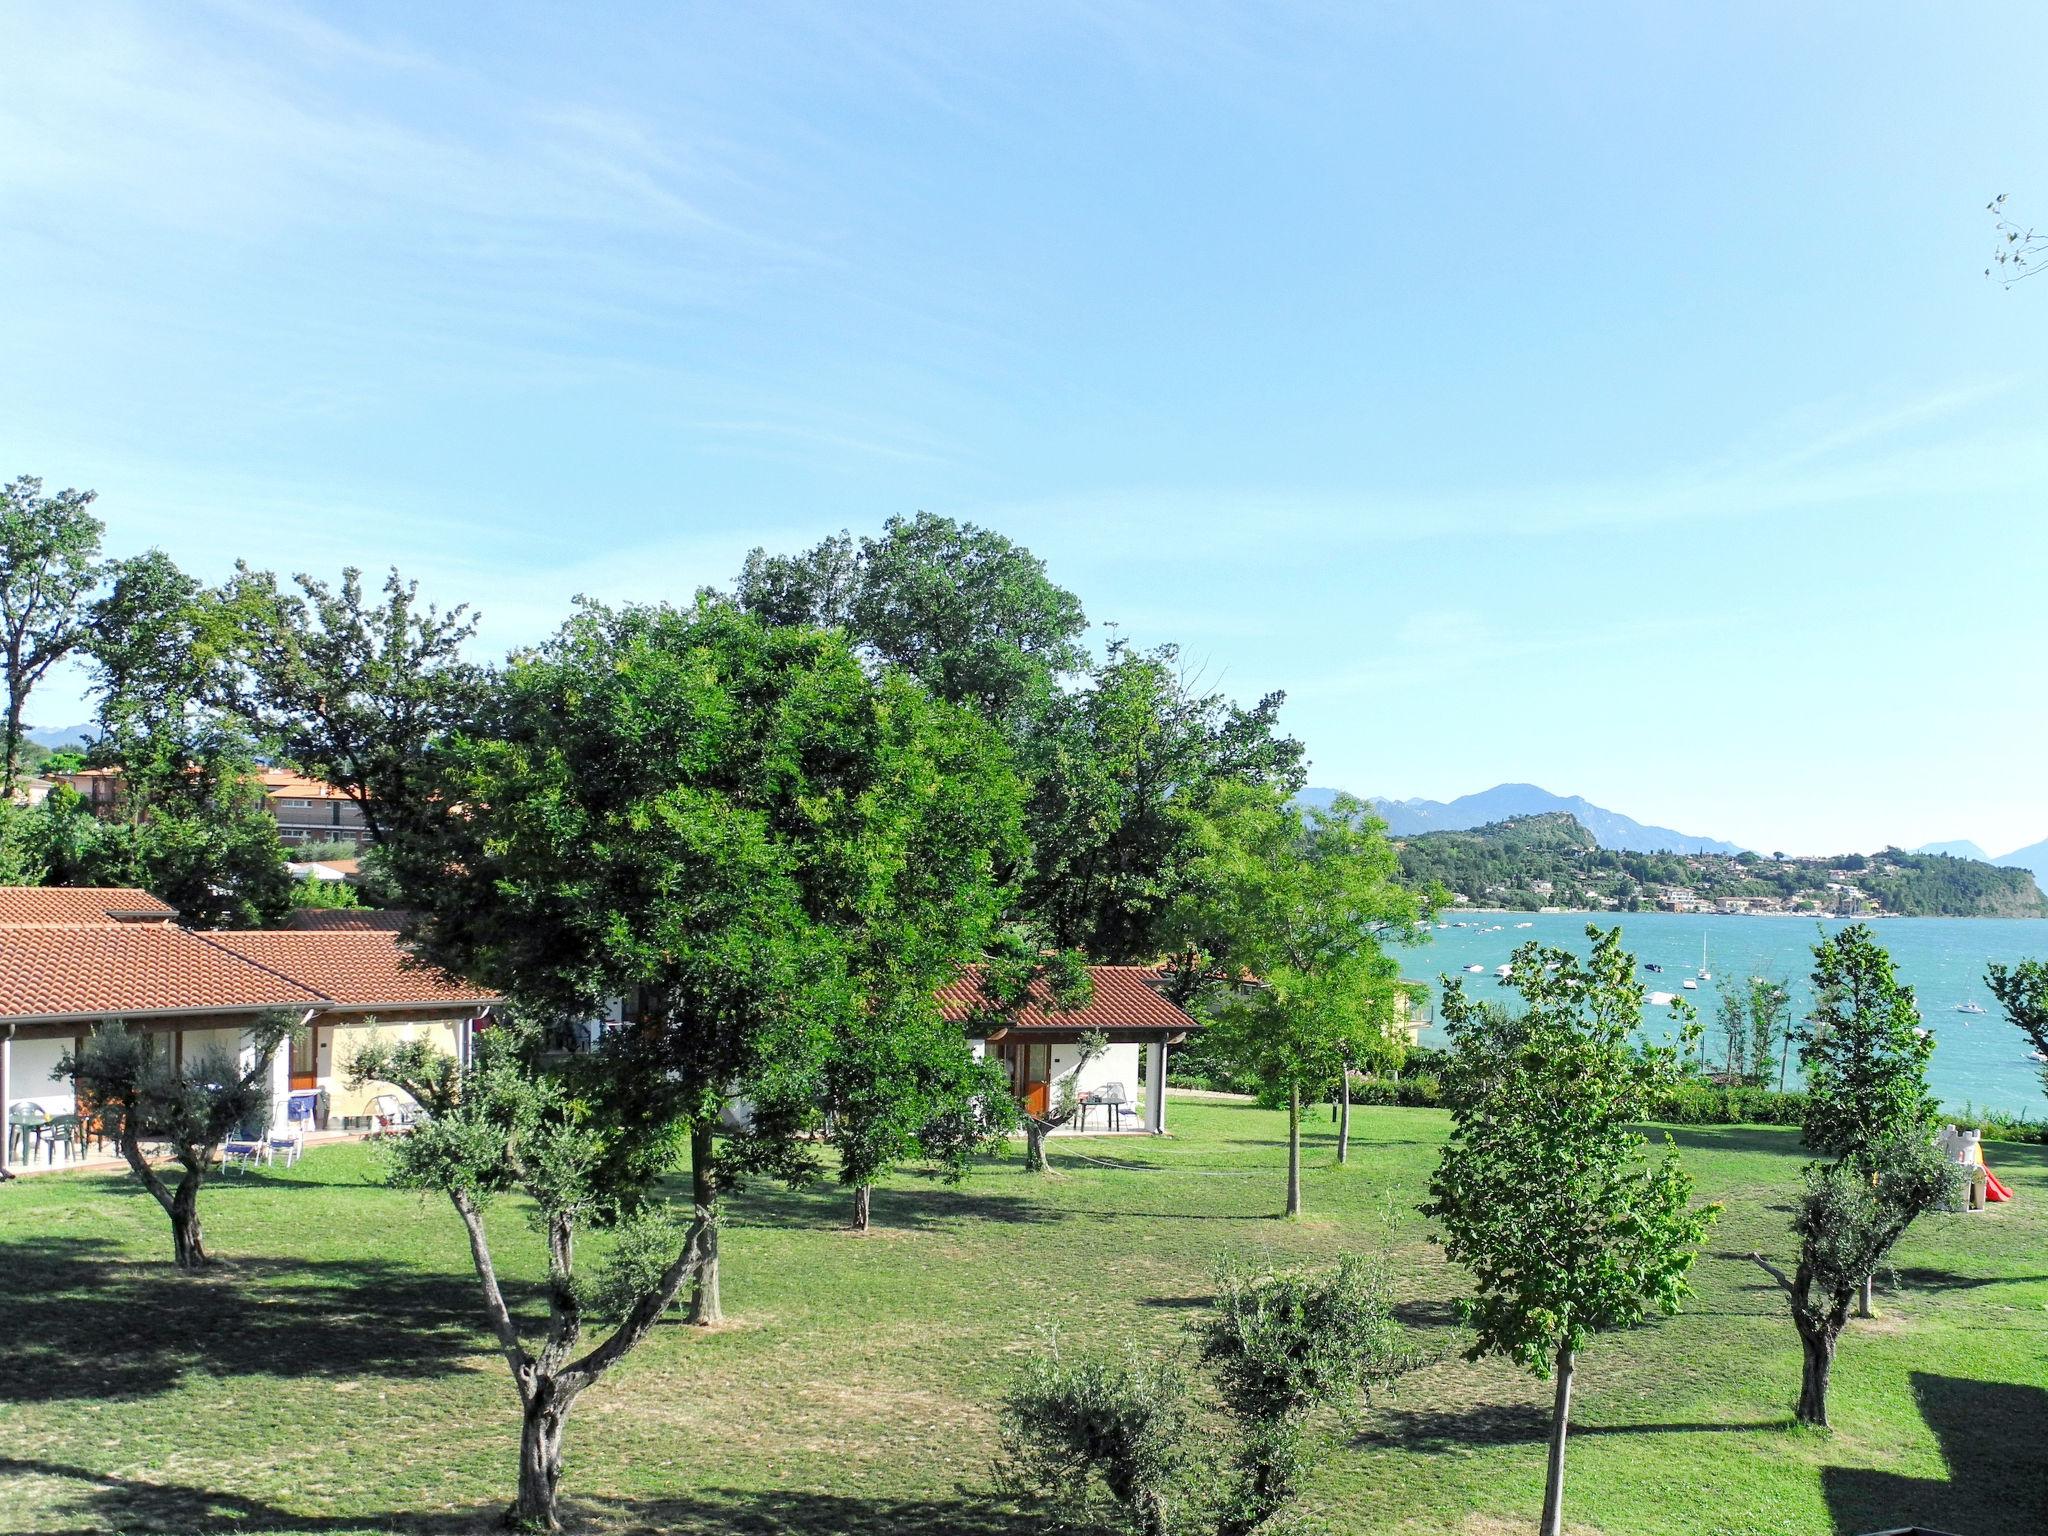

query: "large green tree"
xmin=1170 ymin=787 xmax=1429 ymax=1216
xmin=736 ymin=510 xmax=1088 ymax=726
xmin=0 ymin=475 xmax=104 ymax=792
xmin=1423 ymin=927 xmax=1719 ymax=1536
xmin=1027 ymin=640 xmax=1305 ymax=962
xmin=1800 ymin=924 xmax=1938 ymax=1317
xmin=376 ymin=599 xmax=1028 ymax=1526
xmin=226 ymin=564 xmax=486 ymax=841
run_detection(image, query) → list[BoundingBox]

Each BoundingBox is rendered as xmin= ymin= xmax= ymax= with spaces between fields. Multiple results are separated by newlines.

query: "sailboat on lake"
xmin=1697 ymin=933 xmax=1712 ymax=984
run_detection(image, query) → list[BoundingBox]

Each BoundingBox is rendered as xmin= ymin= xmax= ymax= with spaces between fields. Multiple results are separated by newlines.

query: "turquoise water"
xmin=1403 ymin=912 xmax=2048 ymax=1119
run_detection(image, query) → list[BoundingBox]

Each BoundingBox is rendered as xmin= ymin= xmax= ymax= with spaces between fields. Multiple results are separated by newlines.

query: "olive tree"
xmin=59 ymin=1012 xmax=297 ymax=1269
xmin=1423 ymin=927 xmax=1719 ymax=1536
xmin=1749 ymin=1136 xmax=1957 ymax=1426
xmin=997 ymin=1252 xmax=1427 ymax=1536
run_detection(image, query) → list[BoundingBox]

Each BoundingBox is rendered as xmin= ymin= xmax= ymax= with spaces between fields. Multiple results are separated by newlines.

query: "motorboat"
xmin=1463 ymin=964 xmax=1486 ymax=973
xmin=1954 ymin=1001 xmax=1987 ymax=1015
xmin=1643 ymin=962 xmax=1663 ymax=973
xmin=1681 ymin=978 xmax=1699 ymax=990
xmin=1494 ymin=964 xmax=1512 ymax=977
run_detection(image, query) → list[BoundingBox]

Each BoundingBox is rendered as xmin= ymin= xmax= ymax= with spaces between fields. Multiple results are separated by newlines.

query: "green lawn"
xmin=2 ymin=1100 xmax=2044 ymax=1535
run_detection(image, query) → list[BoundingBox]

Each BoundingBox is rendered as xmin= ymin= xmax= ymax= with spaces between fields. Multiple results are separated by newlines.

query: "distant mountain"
xmin=26 ymin=722 xmax=96 ymax=749
xmin=1917 ymin=839 xmax=1993 ymax=861
xmin=1996 ymin=837 xmax=2048 ymax=888
xmin=1298 ymin=782 xmax=1744 ymax=855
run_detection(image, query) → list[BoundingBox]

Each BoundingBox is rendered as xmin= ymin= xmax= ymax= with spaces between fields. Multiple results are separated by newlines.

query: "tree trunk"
xmin=1024 ymin=1119 xmax=1050 ymax=1173
xmin=1540 ymin=1343 xmax=1575 ymax=1536
xmin=1795 ymin=1324 xmax=1834 ymax=1427
xmin=851 ymin=1184 xmax=871 ymax=1232
xmin=1337 ymin=1072 xmax=1351 ymax=1166
xmin=1855 ymin=1273 xmax=1874 ymax=1320
xmin=171 ymin=1179 xmax=209 ymax=1271
xmin=510 ymin=1382 xmax=571 ymax=1531
xmin=1 ymin=686 xmax=25 ymax=797
xmin=685 ymin=1123 xmax=721 ymax=1326
xmin=1284 ymin=1083 xmax=1302 ymax=1218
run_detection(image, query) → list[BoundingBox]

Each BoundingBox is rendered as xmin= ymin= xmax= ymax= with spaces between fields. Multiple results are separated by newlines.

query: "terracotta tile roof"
xmin=0 ymin=923 xmax=325 ymax=1020
xmin=937 ymin=964 xmax=1198 ymax=1035
xmin=259 ymin=770 xmax=351 ymax=800
xmin=0 ymin=887 xmax=178 ymax=925
xmin=285 ymin=909 xmax=410 ymax=932
xmin=200 ymin=930 xmax=500 ymax=1009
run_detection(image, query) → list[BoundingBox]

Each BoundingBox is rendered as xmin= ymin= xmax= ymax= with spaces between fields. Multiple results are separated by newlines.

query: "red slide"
xmin=1985 ymin=1171 xmax=2013 ymax=1203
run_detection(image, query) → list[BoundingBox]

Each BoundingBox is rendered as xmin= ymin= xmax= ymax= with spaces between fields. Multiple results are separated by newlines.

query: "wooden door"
xmin=1001 ymin=1041 xmax=1052 ymax=1116
xmin=289 ymin=1025 xmax=319 ymax=1091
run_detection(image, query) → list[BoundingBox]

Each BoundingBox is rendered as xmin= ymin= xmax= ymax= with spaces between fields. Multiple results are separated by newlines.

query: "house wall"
xmin=318 ymin=1015 xmax=461 ymax=1119
xmin=9 ymin=1034 xmax=75 ymax=1118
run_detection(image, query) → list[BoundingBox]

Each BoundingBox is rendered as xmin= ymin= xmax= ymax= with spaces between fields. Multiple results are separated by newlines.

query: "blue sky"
xmin=4 ymin=2 xmax=2045 ymax=857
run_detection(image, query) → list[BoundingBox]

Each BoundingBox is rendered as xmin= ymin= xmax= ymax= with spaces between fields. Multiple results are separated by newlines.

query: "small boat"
xmin=1696 ymin=934 xmax=1711 ymax=983
xmin=1514 ymin=921 xmax=1533 ymax=929
xmin=1681 ymin=978 xmax=1699 ymax=990
xmin=1494 ymin=964 xmax=1512 ymax=977
xmin=1647 ymin=990 xmax=1678 ymax=1006
xmin=1463 ymin=964 xmax=1487 ymax=973
xmin=1643 ymin=962 xmax=1664 ymax=973
xmin=1954 ymin=1001 xmax=1987 ymax=1015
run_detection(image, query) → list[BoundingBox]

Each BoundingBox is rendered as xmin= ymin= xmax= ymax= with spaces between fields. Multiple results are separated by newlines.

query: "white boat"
xmin=1494 ymin=964 xmax=1512 ymax=977
xmin=1954 ymin=1001 xmax=1987 ymax=1015
xmin=1514 ymin=921 xmax=1533 ymax=928
xmin=1647 ymin=990 xmax=1678 ymax=1006
xmin=1463 ymin=964 xmax=1486 ymax=973
xmin=1681 ymin=978 xmax=1699 ymax=990
xmin=1696 ymin=934 xmax=1711 ymax=983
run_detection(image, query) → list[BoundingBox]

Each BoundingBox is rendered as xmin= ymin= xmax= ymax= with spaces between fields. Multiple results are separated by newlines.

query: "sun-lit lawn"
xmin=2 ymin=1099 xmax=2043 ymax=1535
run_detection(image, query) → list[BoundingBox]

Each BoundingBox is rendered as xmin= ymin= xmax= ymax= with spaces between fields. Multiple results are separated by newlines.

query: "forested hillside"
xmin=1394 ymin=813 xmax=2048 ymax=918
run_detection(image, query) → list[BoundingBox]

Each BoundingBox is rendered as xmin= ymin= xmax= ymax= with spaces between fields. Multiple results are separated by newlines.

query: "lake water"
xmin=1400 ymin=912 xmax=2048 ymax=1119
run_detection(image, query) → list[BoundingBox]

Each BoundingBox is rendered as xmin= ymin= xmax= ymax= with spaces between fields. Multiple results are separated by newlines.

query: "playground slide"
xmin=1985 ymin=1171 xmax=2013 ymax=1203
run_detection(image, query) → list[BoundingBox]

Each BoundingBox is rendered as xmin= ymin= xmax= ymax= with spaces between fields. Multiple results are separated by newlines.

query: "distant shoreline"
xmin=1444 ymin=907 xmax=2043 ymax=920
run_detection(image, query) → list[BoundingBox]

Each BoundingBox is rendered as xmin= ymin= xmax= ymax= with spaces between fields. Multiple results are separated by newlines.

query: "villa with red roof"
xmin=0 ymin=889 xmax=500 ymax=1175
xmin=937 ymin=964 xmax=1199 ymax=1136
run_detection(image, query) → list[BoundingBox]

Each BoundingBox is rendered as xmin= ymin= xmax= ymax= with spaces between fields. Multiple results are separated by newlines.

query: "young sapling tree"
xmin=1424 ymin=927 xmax=1719 ymax=1536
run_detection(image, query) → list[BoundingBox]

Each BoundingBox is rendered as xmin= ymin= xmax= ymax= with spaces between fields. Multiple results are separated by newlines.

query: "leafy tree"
xmin=0 ymin=475 xmax=104 ymax=792
xmin=1024 ymin=640 xmax=1305 ymax=961
xmin=1985 ymin=958 xmax=2048 ymax=1103
xmin=227 ymin=564 xmax=486 ymax=842
xmin=1800 ymin=924 xmax=1937 ymax=1317
xmin=350 ymin=1029 xmax=713 ymax=1532
xmin=997 ymin=1252 xmax=1426 ymax=1536
xmin=1715 ymin=973 xmax=1793 ymax=1087
xmin=73 ymin=556 xmax=295 ymax=927
xmin=1423 ymin=928 xmax=1720 ymax=1536
xmin=291 ymin=874 xmax=363 ymax=910
xmin=1749 ymin=1138 xmax=1959 ymax=1425
xmin=58 ymin=1014 xmax=296 ymax=1269
xmin=736 ymin=510 xmax=1088 ymax=726
xmin=375 ymin=599 xmax=1027 ymax=1525
xmin=1171 ymin=787 xmax=1429 ymax=1216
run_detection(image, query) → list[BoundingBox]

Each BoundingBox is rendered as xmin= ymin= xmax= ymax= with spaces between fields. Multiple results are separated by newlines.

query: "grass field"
xmin=2 ymin=1098 xmax=2044 ymax=1536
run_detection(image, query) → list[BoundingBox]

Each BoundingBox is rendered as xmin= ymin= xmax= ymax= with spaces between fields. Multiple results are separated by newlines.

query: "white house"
xmin=938 ymin=964 xmax=1201 ymax=1135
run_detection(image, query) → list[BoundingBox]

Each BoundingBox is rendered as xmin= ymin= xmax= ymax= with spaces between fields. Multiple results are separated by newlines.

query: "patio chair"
xmin=267 ymin=1125 xmax=304 ymax=1168
xmin=8 ymin=1103 xmax=49 ymax=1163
xmin=41 ymin=1113 xmax=85 ymax=1165
xmin=220 ymin=1135 xmax=268 ymax=1173
xmin=366 ymin=1093 xmax=421 ymax=1132
xmin=1093 ymin=1082 xmax=1134 ymax=1131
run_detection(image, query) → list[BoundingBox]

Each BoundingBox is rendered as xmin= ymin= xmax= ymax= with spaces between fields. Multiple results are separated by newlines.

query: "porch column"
xmin=1 ymin=1024 xmax=13 ymax=1178
xmin=266 ymin=1030 xmax=292 ymax=1132
xmin=1145 ymin=1038 xmax=1167 ymax=1135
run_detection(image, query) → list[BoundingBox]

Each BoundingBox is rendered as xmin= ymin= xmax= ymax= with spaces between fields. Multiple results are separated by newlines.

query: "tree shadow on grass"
xmin=0 ymin=1235 xmax=487 ymax=1405
xmin=1823 ymin=1374 xmax=2048 ymax=1536
xmin=1360 ymin=1402 xmax=1793 ymax=1453
xmin=0 ymin=1459 xmax=1036 ymax=1536
xmin=1888 ymin=1265 xmax=2048 ymax=1294
xmin=726 ymin=1181 xmax=1064 ymax=1234
xmin=1652 ymin=1125 xmax=1804 ymax=1157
